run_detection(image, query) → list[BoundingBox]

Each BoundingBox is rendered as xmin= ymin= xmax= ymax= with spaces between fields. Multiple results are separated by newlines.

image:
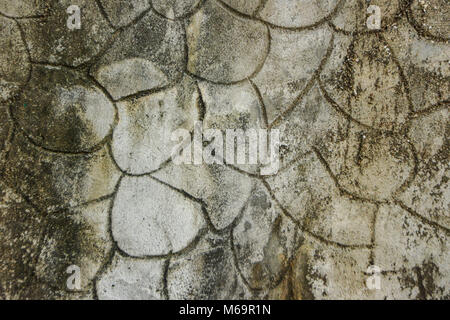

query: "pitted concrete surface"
xmin=0 ymin=0 xmax=448 ymax=300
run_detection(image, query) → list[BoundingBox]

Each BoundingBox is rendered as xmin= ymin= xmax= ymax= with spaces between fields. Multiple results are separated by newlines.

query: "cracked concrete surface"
xmin=0 ymin=0 xmax=449 ymax=300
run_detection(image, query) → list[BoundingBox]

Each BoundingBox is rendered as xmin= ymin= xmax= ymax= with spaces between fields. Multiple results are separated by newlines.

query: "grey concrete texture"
xmin=0 ymin=0 xmax=448 ymax=299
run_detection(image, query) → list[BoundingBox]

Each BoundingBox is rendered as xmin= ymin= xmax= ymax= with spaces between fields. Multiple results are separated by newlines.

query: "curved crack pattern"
xmin=0 ymin=0 xmax=448 ymax=300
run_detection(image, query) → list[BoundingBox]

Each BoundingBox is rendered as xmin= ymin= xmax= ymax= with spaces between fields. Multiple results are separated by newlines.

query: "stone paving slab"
xmin=0 ymin=0 xmax=448 ymax=300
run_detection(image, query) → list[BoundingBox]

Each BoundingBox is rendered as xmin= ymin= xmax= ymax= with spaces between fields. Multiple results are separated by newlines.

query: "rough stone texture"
xmin=410 ymin=0 xmax=449 ymax=40
xmin=152 ymin=0 xmax=203 ymax=20
xmin=90 ymin=8 xmax=186 ymax=100
xmin=232 ymin=181 xmax=299 ymax=291
xmin=98 ymin=0 xmax=151 ymax=28
xmin=96 ymin=252 xmax=166 ymax=300
xmin=2 ymin=133 xmax=121 ymax=212
xmin=198 ymin=80 xmax=265 ymax=174
xmin=112 ymin=176 xmax=205 ymax=257
xmin=111 ymin=77 xmax=199 ymax=174
xmin=0 ymin=105 xmax=12 ymax=167
xmin=167 ymin=232 xmax=251 ymax=299
xmin=320 ymin=33 xmax=411 ymax=132
xmin=13 ymin=65 xmax=116 ymax=153
xmin=257 ymin=0 xmax=339 ymax=28
xmin=153 ymin=163 xmax=254 ymax=230
xmin=253 ymin=25 xmax=332 ymax=124
xmin=18 ymin=0 xmax=114 ymax=67
xmin=384 ymin=17 xmax=449 ymax=112
xmin=0 ymin=0 xmax=449 ymax=300
xmin=186 ymin=0 xmax=269 ymax=84
xmin=0 ymin=1 xmax=47 ymax=18
xmin=332 ymin=0 xmax=403 ymax=33
xmin=35 ymin=199 xmax=112 ymax=296
xmin=0 ymin=16 xmax=30 ymax=102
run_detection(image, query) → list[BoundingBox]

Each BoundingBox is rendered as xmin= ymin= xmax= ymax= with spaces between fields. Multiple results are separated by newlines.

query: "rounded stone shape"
xmin=13 ymin=65 xmax=116 ymax=153
xmin=339 ymin=131 xmax=416 ymax=201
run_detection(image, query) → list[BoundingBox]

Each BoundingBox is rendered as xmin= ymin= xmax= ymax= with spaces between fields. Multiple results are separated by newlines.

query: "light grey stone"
xmin=199 ymin=80 xmax=265 ymax=174
xmin=398 ymin=114 xmax=449 ymax=229
xmin=111 ymin=77 xmax=198 ymax=174
xmin=96 ymin=253 xmax=166 ymax=300
xmin=186 ymin=0 xmax=269 ymax=84
xmin=253 ymin=26 xmax=332 ymax=124
xmin=112 ymin=176 xmax=205 ymax=257
xmin=232 ymin=181 xmax=298 ymax=290
xmin=258 ymin=0 xmax=339 ymax=28
xmin=200 ymin=81 xmax=265 ymax=131
xmin=153 ymin=163 xmax=254 ymax=230
xmin=93 ymin=58 xmax=168 ymax=101
xmin=290 ymin=235 xmax=372 ymax=299
xmin=1 ymin=0 xmax=449 ymax=300
xmin=408 ymin=107 xmax=449 ymax=161
xmin=335 ymin=123 xmax=415 ymax=201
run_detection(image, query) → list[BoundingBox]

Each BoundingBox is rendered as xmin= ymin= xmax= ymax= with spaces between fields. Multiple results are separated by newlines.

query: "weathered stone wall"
xmin=0 ymin=0 xmax=448 ymax=299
